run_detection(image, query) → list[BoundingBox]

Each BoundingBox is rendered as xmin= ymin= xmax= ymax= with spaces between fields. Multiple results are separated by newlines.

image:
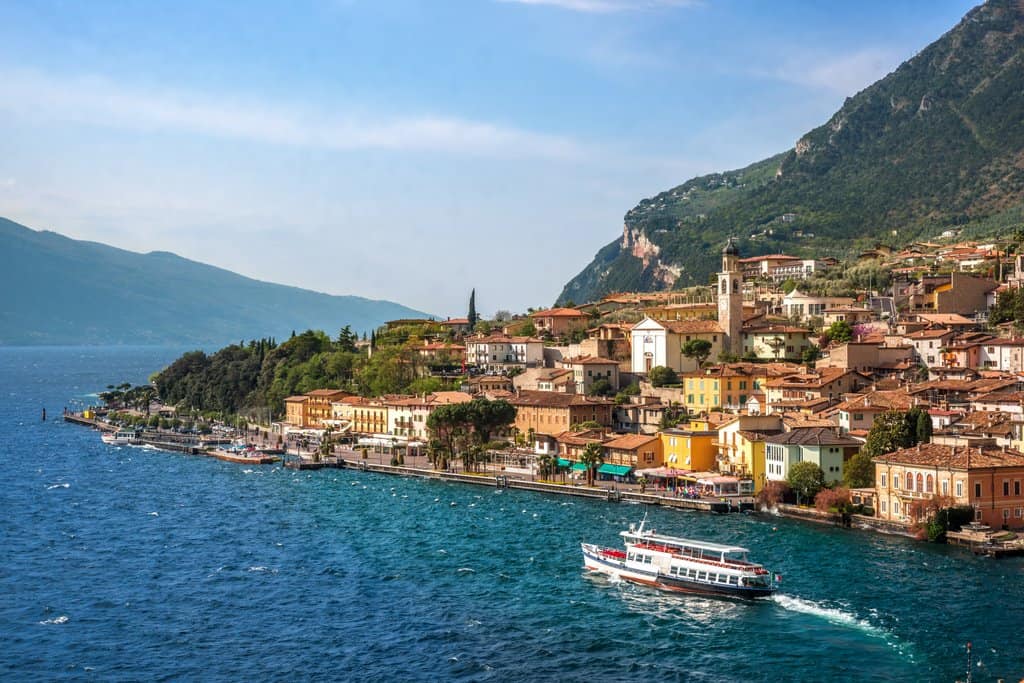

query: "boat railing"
xmin=632 ymin=542 xmax=762 ymax=572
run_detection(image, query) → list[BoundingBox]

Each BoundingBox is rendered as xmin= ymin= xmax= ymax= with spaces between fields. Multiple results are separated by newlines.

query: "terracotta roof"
xmin=306 ymin=389 xmax=350 ymax=398
xmin=531 ymin=307 xmax=588 ymax=318
xmin=509 ymin=390 xmax=613 ymax=408
xmin=738 ymin=254 xmax=797 ymax=263
xmin=830 ymin=389 xmax=916 ymax=413
xmin=603 ymin=434 xmax=660 ymax=450
xmin=743 ymin=325 xmax=810 ymax=334
xmin=562 ymin=355 xmax=619 ymax=365
xmin=905 ymin=329 xmax=955 ymax=340
xmin=284 ymin=395 xmax=309 ymax=403
xmin=440 ymin=318 xmax=470 ymax=325
xmin=874 ymin=443 xmax=1024 ymax=469
xmin=555 ymin=430 xmax=608 ymax=446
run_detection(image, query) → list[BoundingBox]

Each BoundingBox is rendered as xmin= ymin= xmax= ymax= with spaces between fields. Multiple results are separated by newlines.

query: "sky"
xmin=0 ymin=0 xmax=978 ymax=318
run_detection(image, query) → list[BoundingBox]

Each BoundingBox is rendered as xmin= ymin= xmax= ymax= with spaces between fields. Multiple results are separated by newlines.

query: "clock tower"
xmin=718 ymin=238 xmax=742 ymax=356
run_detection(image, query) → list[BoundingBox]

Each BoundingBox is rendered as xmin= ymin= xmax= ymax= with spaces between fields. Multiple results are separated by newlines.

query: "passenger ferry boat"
xmin=101 ymin=429 xmax=142 ymax=446
xmin=582 ymin=517 xmax=778 ymax=599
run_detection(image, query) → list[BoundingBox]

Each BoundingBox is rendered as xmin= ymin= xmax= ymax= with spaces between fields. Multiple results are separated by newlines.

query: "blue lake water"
xmin=2 ymin=346 xmax=1023 ymax=681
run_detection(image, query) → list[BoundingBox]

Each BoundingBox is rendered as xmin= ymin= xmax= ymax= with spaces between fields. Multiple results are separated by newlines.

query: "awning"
xmin=571 ymin=462 xmax=589 ymax=471
xmin=598 ymin=463 xmax=633 ymax=476
xmin=557 ymin=457 xmax=571 ymax=467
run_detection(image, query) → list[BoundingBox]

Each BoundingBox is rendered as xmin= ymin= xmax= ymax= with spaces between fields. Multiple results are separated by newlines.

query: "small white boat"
xmin=101 ymin=429 xmax=141 ymax=446
xmin=582 ymin=516 xmax=778 ymax=599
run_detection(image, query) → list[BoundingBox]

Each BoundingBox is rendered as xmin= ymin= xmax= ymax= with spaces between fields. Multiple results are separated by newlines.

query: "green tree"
xmin=862 ymin=410 xmax=916 ymax=457
xmin=843 ymin=451 xmax=875 ymax=488
xmin=648 ymin=366 xmax=679 ymax=387
xmin=537 ymin=451 xmax=558 ymax=481
xmin=579 ymin=442 xmax=604 ymax=487
xmin=787 ymin=461 xmax=825 ymax=505
xmin=467 ymin=289 xmax=479 ymax=330
xmin=682 ymin=339 xmax=713 ymax=368
xmin=826 ymin=320 xmax=854 ymax=344
xmin=588 ymin=378 xmax=614 ymax=397
xmin=336 ymin=325 xmax=358 ymax=352
xmin=911 ymin=406 xmax=932 ymax=444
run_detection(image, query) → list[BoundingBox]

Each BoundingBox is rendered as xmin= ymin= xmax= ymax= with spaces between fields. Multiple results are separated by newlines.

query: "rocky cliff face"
xmin=558 ymin=0 xmax=1024 ymax=306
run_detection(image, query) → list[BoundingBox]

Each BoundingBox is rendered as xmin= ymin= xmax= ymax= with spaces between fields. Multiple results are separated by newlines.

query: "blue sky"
xmin=0 ymin=0 xmax=977 ymax=317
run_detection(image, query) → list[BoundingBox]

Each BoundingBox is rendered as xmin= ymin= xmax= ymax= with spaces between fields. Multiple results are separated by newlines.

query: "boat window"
xmin=728 ymin=576 xmax=738 ymax=585
xmin=644 ymin=555 xmax=652 ymax=564
xmin=718 ymin=575 xmax=728 ymax=583
xmin=697 ymin=571 xmax=707 ymax=581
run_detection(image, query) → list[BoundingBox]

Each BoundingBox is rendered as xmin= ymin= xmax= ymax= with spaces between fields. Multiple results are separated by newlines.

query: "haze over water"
xmin=2 ymin=346 xmax=1023 ymax=681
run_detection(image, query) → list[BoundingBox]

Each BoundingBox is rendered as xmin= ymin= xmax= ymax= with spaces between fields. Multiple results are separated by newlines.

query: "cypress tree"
xmin=468 ymin=289 xmax=479 ymax=329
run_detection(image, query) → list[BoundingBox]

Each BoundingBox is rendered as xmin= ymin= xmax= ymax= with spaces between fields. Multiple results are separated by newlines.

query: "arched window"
xmin=733 ymin=279 xmax=739 ymax=292
xmin=916 ymin=473 xmax=924 ymax=491
xmin=926 ymin=474 xmax=934 ymax=493
xmin=906 ymin=472 xmax=914 ymax=490
xmin=720 ymin=280 xmax=727 ymax=294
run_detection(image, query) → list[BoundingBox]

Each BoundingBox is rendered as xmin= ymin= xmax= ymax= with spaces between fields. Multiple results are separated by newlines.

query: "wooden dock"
xmin=947 ymin=528 xmax=1024 ymax=558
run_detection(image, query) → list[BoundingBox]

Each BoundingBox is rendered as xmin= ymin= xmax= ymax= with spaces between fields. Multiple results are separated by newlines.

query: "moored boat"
xmin=582 ymin=517 xmax=778 ymax=599
xmin=101 ymin=429 xmax=142 ymax=446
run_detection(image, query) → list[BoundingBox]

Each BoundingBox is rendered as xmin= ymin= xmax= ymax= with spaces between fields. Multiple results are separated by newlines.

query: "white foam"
xmin=39 ymin=615 xmax=69 ymax=625
xmin=457 ymin=567 xmax=475 ymax=574
xmin=148 ymin=512 xmax=159 ymax=517
xmin=47 ymin=483 xmax=70 ymax=490
xmin=771 ymin=594 xmax=885 ymax=637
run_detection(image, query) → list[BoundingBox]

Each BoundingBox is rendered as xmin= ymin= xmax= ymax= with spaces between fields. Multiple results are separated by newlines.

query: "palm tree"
xmin=537 ymin=452 xmax=556 ymax=481
xmin=579 ymin=442 xmax=604 ymax=488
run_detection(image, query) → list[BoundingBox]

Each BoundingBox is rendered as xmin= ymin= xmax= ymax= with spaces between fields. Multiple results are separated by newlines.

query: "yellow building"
xmin=679 ymin=366 xmax=765 ymax=413
xmin=284 ymin=395 xmax=310 ymax=428
xmin=715 ymin=415 xmax=784 ymax=493
xmin=660 ymin=426 xmax=717 ymax=471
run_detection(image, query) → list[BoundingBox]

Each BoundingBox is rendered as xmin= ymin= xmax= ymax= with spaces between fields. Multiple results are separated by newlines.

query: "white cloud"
xmin=498 ymin=0 xmax=698 ymax=13
xmin=0 ymin=67 xmax=586 ymax=161
xmin=767 ymin=47 xmax=905 ymax=95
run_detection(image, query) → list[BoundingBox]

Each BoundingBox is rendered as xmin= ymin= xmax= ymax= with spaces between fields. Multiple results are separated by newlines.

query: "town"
xmin=93 ymin=236 xmax=1024 ymax=554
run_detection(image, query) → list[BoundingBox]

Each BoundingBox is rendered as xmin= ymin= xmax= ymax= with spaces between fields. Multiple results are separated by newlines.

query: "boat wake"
xmin=46 ymin=483 xmax=70 ymax=490
xmin=771 ymin=594 xmax=885 ymax=637
xmin=39 ymin=615 xmax=69 ymax=625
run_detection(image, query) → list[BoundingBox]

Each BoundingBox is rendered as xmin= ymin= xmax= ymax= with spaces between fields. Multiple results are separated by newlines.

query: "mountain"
xmin=559 ymin=0 xmax=1024 ymax=305
xmin=0 ymin=217 xmax=431 ymax=346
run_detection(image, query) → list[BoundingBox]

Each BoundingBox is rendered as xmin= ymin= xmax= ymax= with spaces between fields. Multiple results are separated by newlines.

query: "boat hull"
xmin=582 ymin=544 xmax=774 ymax=599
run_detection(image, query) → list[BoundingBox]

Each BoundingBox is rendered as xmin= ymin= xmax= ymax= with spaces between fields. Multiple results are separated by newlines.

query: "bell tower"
xmin=718 ymin=238 xmax=742 ymax=356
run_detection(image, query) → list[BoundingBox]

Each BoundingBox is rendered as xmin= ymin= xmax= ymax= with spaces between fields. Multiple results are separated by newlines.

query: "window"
xmin=1003 ymin=509 xmax=1011 ymax=520
xmin=942 ymin=480 xmax=949 ymax=495
xmin=698 ymin=571 xmax=707 ymax=581
xmin=1004 ymin=481 xmax=1010 ymax=497
xmin=956 ymin=481 xmax=963 ymax=497
xmin=1016 ymin=508 xmax=1023 ymax=518
xmin=894 ymin=501 xmax=900 ymax=515
xmin=1016 ymin=481 xmax=1021 ymax=496
xmin=881 ymin=500 xmax=887 ymax=513
xmin=881 ymin=473 xmax=887 ymax=487
xmin=916 ymin=473 xmax=923 ymax=491
xmin=853 ymin=413 xmax=864 ymax=421
xmin=906 ymin=472 xmax=914 ymax=490
xmin=729 ymin=576 xmax=739 ymax=585
xmin=975 ymin=482 xmax=982 ymax=499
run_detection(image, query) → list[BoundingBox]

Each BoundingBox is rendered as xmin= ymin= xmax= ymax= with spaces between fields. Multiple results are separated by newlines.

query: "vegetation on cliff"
xmin=560 ymin=0 xmax=1024 ymax=304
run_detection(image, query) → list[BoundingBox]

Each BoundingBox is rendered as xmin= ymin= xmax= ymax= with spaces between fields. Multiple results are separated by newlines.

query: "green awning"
xmin=598 ymin=463 xmax=633 ymax=476
xmin=556 ymin=457 xmax=571 ymax=468
xmin=571 ymin=462 xmax=589 ymax=471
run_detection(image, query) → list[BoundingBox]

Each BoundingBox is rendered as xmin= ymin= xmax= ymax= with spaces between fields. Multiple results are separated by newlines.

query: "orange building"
xmin=284 ymin=395 xmax=310 ymax=427
xmin=305 ymin=389 xmax=352 ymax=428
xmin=874 ymin=443 xmax=1024 ymax=530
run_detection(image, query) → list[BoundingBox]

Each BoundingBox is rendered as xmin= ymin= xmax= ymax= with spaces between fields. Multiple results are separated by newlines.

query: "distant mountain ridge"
xmin=0 ymin=217 xmax=430 ymax=345
xmin=559 ymin=0 xmax=1024 ymax=305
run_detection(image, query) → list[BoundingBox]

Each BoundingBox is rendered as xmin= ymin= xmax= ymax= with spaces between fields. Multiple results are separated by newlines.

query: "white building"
xmin=465 ymin=334 xmax=544 ymax=373
xmin=630 ymin=317 xmax=724 ymax=374
xmin=781 ymin=289 xmax=855 ymax=321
